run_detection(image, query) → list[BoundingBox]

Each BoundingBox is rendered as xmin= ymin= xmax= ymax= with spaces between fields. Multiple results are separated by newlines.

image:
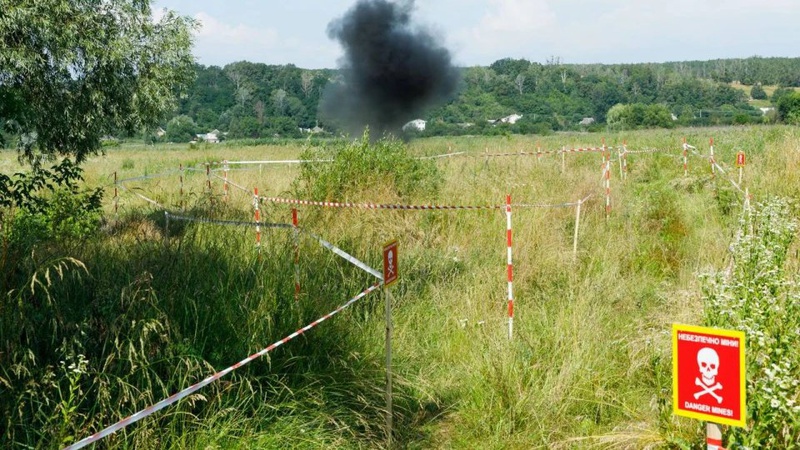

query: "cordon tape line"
xmin=686 ymin=142 xmax=746 ymax=194
xmin=117 ymin=183 xmax=167 ymax=209
xmin=417 ymin=151 xmax=467 ymax=159
xmin=214 ymin=159 xmax=334 ymax=166
xmin=303 ymin=231 xmax=383 ymax=280
xmin=261 ymin=196 xmax=503 ymax=210
xmin=212 ymin=174 xmax=250 ymax=193
xmin=63 ymin=282 xmax=382 ymax=450
xmin=165 ymin=212 xmax=293 ymax=229
xmin=116 ymin=170 xmax=182 ymax=184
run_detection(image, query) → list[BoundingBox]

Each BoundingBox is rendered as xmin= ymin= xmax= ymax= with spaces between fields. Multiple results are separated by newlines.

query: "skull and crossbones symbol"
xmin=387 ymin=250 xmax=395 ymax=276
xmin=693 ymin=347 xmax=723 ymax=403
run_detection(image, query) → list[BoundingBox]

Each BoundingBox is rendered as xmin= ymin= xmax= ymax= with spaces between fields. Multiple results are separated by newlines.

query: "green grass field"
xmin=2 ymin=125 xmax=799 ymax=448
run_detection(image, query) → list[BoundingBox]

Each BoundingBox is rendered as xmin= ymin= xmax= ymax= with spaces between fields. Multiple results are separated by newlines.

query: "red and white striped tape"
xmin=506 ymin=194 xmax=514 ymax=340
xmin=63 ymin=283 xmax=382 ymax=450
xmin=706 ymin=437 xmax=726 ymax=450
xmin=261 ymin=196 xmax=502 ymax=210
xmin=164 ymin=212 xmax=292 ymax=229
xmin=304 ymin=231 xmax=383 ymax=279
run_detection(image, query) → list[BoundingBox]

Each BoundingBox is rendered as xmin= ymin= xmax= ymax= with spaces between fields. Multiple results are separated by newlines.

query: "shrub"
xmin=750 ymin=84 xmax=767 ymax=100
xmin=295 ymin=129 xmax=440 ymax=201
xmin=701 ymin=197 xmax=800 ymax=447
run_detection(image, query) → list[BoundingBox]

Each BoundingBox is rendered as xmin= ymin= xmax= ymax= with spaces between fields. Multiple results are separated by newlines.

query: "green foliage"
xmin=750 ymin=83 xmax=767 ymax=100
xmin=165 ymin=115 xmax=198 ymax=143
xmin=606 ymin=103 xmax=674 ymax=129
xmin=296 ymin=130 xmax=440 ymax=201
xmin=0 ymin=0 xmax=196 ymax=165
xmin=776 ymin=91 xmax=800 ymax=124
xmin=165 ymin=57 xmax=798 ymax=141
xmin=701 ymin=198 xmax=800 ymax=447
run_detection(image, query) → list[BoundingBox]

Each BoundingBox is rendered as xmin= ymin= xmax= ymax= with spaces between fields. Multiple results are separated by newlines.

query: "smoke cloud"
xmin=320 ymin=0 xmax=459 ymax=138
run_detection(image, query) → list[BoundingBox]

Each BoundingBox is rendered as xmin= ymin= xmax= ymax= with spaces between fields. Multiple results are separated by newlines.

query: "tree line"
xmin=161 ymin=56 xmax=800 ymax=142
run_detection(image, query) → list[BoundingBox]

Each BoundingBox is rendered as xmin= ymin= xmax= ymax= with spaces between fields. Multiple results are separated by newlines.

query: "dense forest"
xmin=164 ymin=56 xmax=800 ymax=141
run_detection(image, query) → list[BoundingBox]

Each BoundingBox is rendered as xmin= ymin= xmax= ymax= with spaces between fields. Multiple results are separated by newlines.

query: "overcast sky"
xmin=153 ymin=0 xmax=800 ymax=69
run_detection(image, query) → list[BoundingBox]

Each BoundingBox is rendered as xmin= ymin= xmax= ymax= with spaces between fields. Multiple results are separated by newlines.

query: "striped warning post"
xmin=63 ymin=283 xmax=382 ymax=450
xmin=253 ymin=188 xmax=261 ymax=257
xmin=706 ymin=436 xmax=726 ymax=450
xmin=506 ymin=194 xmax=514 ymax=340
xmin=292 ymin=208 xmax=300 ymax=302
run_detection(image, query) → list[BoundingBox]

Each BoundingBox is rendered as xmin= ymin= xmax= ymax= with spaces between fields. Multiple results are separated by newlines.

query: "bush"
xmin=750 ymin=84 xmax=767 ymax=100
xmin=776 ymin=91 xmax=800 ymax=125
xmin=296 ymin=129 xmax=440 ymax=201
xmin=701 ymin=198 xmax=800 ymax=447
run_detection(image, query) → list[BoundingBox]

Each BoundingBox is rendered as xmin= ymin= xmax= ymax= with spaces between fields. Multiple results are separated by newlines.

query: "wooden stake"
xmin=573 ymin=199 xmax=582 ymax=258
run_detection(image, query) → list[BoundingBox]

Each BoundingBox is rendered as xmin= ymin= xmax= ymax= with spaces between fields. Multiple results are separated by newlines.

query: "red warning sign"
xmin=382 ymin=240 xmax=398 ymax=287
xmin=735 ymin=151 xmax=746 ymax=168
xmin=672 ymin=324 xmax=746 ymax=427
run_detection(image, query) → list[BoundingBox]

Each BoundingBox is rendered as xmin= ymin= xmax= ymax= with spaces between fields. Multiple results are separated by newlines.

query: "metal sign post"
xmin=672 ymin=324 xmax=746 ymax=449
xmin=382 ymin=240 xmax=399 ymax=448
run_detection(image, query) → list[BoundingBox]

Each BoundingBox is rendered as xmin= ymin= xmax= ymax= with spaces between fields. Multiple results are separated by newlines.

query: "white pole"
xmin=573 ymin=199 xmax=582 ymax=257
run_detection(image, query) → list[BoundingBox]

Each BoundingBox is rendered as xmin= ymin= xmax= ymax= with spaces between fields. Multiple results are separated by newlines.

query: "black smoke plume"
xmin=320 ymin=0 xmax=459 ymax=138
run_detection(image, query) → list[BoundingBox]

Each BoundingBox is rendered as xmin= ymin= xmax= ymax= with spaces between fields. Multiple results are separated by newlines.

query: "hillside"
xmin=162 ymin=56 xmax=800 ymax=141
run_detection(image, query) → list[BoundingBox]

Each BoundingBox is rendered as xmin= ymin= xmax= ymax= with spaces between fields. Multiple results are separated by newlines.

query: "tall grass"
xmin=1 ymin=125 xmax=798 ymax=448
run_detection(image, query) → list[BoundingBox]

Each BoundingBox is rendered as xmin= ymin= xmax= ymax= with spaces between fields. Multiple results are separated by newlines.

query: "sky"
xmin=152 ymin=0 xmax=800 ymax=69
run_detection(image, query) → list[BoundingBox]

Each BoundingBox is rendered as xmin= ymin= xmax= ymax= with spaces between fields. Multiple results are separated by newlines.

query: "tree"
xmin=514 ymin=74 xmax=526 ymax=95
xmin=165 ymin=115 xmax=198 ymax=143
xmin=776 ymin=91 xmax=800 ymax=124
xmin=300 ymin=71 xmax=315 ymax=98
xmin=750 ymin=83 xmax=767 ymax=100
xmin=0 ymin=0 xmax=196 ymax=166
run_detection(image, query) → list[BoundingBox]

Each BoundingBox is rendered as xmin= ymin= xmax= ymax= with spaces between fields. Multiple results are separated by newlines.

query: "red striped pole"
xmin=292 ymin=208 xmax=300 ymax=302
xmin=706 ymin=423 xmax=725 ymax=449
xmin=683 ymin=138 xmax=688 ymax=177
xmin=506 ymin=194 xmax=514 ymax=340
xmin=709 ymin=137 xmax=715 ymax=177
xmin=253 ymin=188 xmax=261 ymax=259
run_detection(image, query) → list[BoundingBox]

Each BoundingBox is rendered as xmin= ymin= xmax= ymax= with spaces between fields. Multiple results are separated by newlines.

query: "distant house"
xmin=196 ymin=131 xmax=220 ymax=143
xmin=311 ymin=126 xmax=325 ymax=134
xmin=579 ymin=117 xmax=595 ymax=126
xmin=155 ymin=127 xmax=166 ymax=138
xmin=499 ymin=114 xmax=523 ymax=124
xmin=403 ymin=119 xmax=427 ymax=131
xmin=488 ymin=114 xmax=523 ymax=126
xmin=759 ymin=107 xmax=776 ymax=115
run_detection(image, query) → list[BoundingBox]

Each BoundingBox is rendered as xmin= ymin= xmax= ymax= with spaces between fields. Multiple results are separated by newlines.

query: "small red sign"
xmin=672 ymin=324 xmax=746 ymax=427
xmin=735 ymin=151 xmax=746 ymax=168
xmin=382 ymin=240 xmax=398 ymax=287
